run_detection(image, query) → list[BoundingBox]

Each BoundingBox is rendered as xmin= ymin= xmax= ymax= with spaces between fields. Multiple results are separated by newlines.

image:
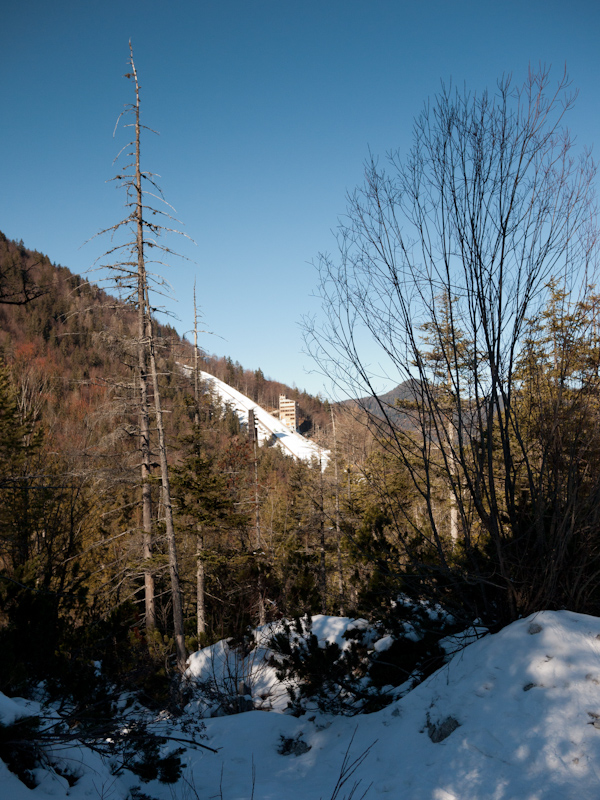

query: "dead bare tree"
xmin=192 ymin=282 xmax=207 ymax=639
xmin=305 ymin=67 xmax=599 ymax=625
xmin=95 ymin=42 xmax=187 ymax=669
xmin=330 ymin=407 xmax=345 ymax=614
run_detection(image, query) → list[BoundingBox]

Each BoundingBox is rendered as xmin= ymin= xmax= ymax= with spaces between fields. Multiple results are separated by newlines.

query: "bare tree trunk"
xmin=447 ymin=369 xmax=458 ymax=549
xmin=319 ymin=457 xmax=327 ymax=614
xmin=139 ymin=341 xmax=155 ymax=631
xmin=131 ymin=57 xmax=155 ymax=632
xmin=146 ymin=325 xmax=187 ymax=671
xmin=196 ymin=530 xmax=206 ymax=639
xmin=193 ymin=282 xmax=200 ymax=428
xmin=249 ymin=408 xmax=266 ymax=626
xmin=331 ymin=407 xmax=344 ymax=614
xmin=131 ymin=48 xmax=185 ymax=670
xmin=193 ymin=285 xmax=206 ymax=639
xmin=139 ymin=343 xmax=155 ymax=632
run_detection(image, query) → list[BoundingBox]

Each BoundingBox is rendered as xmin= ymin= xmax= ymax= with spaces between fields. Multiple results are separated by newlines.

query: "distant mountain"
xmin=352 ymin=377 xmax=484 ymax=437
xmin=367 ymin=379 xmax=420 ymax=408
xmin=342 ymin=379 xmax=421 ymax=430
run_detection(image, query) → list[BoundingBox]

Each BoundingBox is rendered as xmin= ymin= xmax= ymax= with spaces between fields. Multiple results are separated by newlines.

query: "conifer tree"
xmin=0 ymin=364 xmax=40 ymax=569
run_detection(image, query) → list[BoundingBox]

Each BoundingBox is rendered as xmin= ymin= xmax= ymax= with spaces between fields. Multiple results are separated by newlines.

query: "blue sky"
xmin=1 ymin=0 xmax=598 ymax=397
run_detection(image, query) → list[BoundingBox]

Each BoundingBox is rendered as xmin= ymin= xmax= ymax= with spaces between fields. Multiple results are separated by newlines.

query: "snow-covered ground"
xmin=199 ymin=370 xmax=329 ymax=467
xmin=6 ymin=611 xmax=600 ymax=799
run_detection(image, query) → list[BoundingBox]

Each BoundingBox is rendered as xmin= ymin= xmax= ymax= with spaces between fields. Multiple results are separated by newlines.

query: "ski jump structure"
xmin=199 ymin=371 xmax=329 ymax=468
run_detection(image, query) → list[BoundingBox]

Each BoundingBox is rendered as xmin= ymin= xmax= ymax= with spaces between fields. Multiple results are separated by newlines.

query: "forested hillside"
xmin=3 ymin=169 xmax=600 ymax=791
xmin=0 ymin=232 xmax=381 ymax=701
xmin=4 ymin=196 xmax=600 ymax=689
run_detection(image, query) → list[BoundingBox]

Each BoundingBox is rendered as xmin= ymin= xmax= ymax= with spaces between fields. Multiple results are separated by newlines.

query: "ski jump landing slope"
xmin=200 ymin=371 xmax=329 ymax=468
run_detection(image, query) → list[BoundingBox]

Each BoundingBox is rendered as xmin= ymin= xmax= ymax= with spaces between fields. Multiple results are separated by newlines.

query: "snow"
xmin=308 ymin=614 xmax=360 ymax=650
xmin=187 ymin=611 xmax=600 ymax=800
xmin=185 ymin=628 xmax=289 ymax=714
xmin=5 ymin=610 xmax=600 ymax=799
xmin=198 ymin=370 xmax=330 ymax=467
xmin=373 ymin=634 xmax=393 ymax=653
xmin=183 ymin=616 xmax=362 ymax=714
xmin=0 ymin=693 xmax=36 ymax=727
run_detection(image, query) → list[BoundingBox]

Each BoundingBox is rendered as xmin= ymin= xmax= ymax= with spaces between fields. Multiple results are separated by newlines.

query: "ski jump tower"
xmin=278 ymin=395 xmax=298 ymax=431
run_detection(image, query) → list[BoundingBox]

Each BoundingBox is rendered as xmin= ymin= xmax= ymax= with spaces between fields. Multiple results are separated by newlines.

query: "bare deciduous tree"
xmin=306 ymin=67 xmax=599 ymax=624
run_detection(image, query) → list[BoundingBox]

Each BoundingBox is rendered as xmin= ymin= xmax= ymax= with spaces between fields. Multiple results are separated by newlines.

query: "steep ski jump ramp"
xmin=200 ymin=371 xmax=329 ymax=467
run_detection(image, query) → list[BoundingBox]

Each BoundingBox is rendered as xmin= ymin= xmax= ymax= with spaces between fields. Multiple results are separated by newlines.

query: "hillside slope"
xmin=0 ymin=232 xmax=328 ymax=435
